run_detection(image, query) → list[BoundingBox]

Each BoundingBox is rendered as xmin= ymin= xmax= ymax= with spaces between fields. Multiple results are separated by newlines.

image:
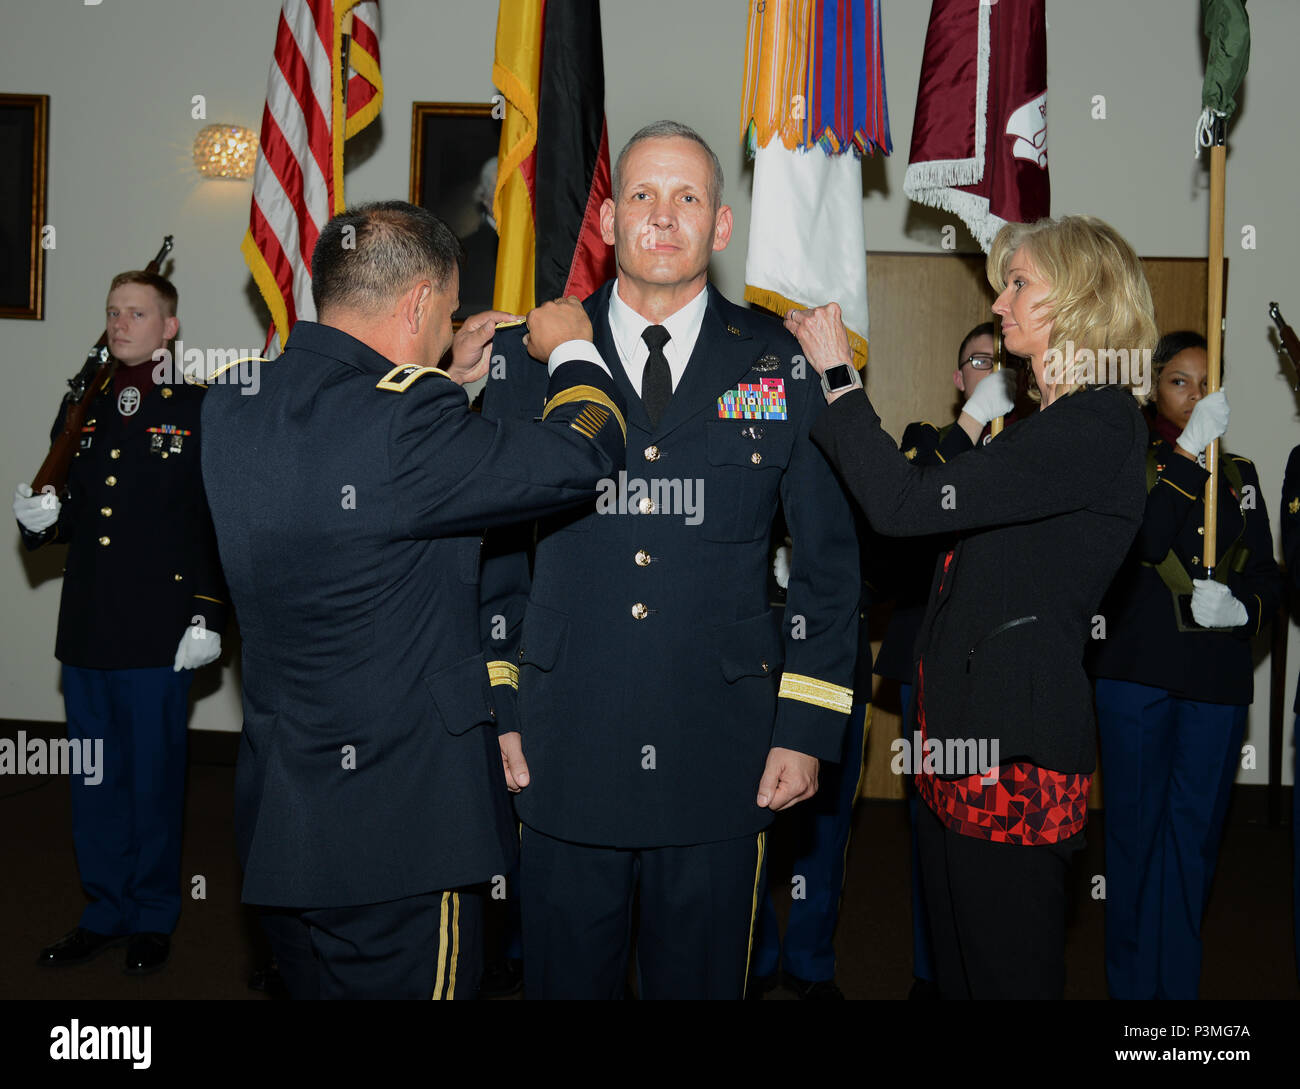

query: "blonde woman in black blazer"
xmin=785 ymin=215 xmax=1157 ymax=999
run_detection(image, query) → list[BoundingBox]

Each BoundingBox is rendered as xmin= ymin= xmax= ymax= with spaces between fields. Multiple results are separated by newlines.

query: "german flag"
xmin=492 ymin=0 xmax=615 ymax=315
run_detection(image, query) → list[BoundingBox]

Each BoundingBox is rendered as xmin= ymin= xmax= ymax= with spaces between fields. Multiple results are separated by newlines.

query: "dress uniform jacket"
xmin=200 ymin=321 xmax=627 ymax=908
xmin=1284 ymin=446 xmax=1300 ymax=711
xmin=1088 ymin=433 xmax=1279 ymax=704
xmin=812 ymin=383 xmax=1147 ymax=773
xmin=479 ymin=281 xmax=859 ymax=849
xmin=20 ymin=369 xmax=228 ymax=666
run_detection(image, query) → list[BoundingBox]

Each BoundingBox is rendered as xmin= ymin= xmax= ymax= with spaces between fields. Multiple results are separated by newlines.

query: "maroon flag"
xmin=903 ymin=0 xmax=1049 ymax=251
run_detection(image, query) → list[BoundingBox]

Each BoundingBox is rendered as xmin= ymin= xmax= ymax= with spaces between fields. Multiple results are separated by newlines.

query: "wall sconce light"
xmin=193 ymin=124 xmax=258 ymax=180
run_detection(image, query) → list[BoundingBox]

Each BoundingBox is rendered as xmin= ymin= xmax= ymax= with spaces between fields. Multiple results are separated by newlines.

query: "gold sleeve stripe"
xmin=194 ymin=594 xmax=225 ymax=605
xmin=571 ymin=404 xmax=611 ymax=439
xmin=376 ymin=364 xmax=452 ymax=392
xmin=543 ymin=384 xmax=627 ymax=441
xmin=778 ymin=672 xmax=855 ymax=715
xmin=934 ymin=449 xmax=947 ymax=464
xmin=487 ymin=660 xmax=519 ymax=689
xmin=1158 ymin=477 xmax=1197 ymax=500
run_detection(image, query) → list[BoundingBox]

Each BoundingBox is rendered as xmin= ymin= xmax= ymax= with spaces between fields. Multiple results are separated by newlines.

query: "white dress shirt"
xmin=545 ymin=280 xmax=709 ymax=395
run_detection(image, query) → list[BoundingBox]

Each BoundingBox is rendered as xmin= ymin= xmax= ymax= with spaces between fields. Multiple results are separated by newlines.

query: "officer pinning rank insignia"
xmin=717 ymin=378 xmax=787 ymax=420
xmin=147 ymin=425 xmax=190 ymax=455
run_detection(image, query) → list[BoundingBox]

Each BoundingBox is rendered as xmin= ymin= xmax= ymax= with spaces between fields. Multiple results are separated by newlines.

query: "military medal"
xmin=147 ymin=424 xmax=191 ymax=455
xmin=717 ymin=378 xmax=787 ymax=420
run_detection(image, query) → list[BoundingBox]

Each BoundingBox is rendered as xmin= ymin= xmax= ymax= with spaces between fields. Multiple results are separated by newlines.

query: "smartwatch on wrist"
xmin=820 ymin=362 xmax=862 ymax=397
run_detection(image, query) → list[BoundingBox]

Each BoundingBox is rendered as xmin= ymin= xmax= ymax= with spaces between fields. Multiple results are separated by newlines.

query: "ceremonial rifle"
xmin=29 ymin=235 xmax=173 ymax=496
xmin=1269 ymin=301 xmax=1300 ymax=392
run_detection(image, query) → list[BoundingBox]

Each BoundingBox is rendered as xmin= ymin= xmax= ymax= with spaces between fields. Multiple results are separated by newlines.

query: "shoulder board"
xmin=203 ymin=354 xmax=269 ymax=384
xmin=376 ymin=364 xmax=451 ymax=392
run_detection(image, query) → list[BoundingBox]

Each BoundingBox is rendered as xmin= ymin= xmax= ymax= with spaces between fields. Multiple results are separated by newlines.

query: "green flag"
xmin=1202 ymin=0 xmax=1250 ymax=119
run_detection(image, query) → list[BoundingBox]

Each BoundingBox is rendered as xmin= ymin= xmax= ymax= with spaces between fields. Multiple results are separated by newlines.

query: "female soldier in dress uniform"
xmin=1088 ymin=331 xmax=1281 ymax=999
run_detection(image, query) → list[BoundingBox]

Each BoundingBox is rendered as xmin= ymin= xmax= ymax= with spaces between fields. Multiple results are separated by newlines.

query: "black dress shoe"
xmin=908 ymin=976 xmax=940 ymax=1000
xmin=745 ymin=971 xmax=780 ymax=1000
xmin=782 ymin=972 xmax=845 ymax=1000
xmin=38 ymin=927 xmax=126 ymax=966
xmin=479 ymin=958 xmax=524 ymax=999
xmin=249 ymin=956 xmax=288 ymax=997
xmin=124 ymin=933 xmax=170 ymax=976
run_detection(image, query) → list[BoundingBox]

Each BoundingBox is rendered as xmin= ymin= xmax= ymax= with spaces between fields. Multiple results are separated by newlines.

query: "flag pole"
xmin=990 ymin=317 xmax=1005 ymax=437
xmin=1203 ymin=114 xmax=1227 ymax=574
xmin=340 ymin=10 xmax=353 ymax=123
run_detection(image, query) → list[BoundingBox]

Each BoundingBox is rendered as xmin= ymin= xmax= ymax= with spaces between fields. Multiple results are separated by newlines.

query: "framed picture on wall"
xmin=410 ymin=101 xmax=501 ymax=322
xmin=0 ymin=94 xmax=49 ymax=320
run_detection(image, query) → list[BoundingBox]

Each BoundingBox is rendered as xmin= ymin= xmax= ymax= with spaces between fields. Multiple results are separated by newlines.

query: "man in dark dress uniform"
xmin=480 ymin=121 xmax=860 ymax=999
xmin=200 ymin=201 xmax=627 ymax=999
xmin=1282 ymin=445 xmax=1300 ymax=983
xmin=15 ymin=271 xmax=227 ymax=975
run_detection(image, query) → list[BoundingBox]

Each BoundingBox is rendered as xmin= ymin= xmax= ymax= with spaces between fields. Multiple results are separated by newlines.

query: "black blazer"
xmin=872 ymin=420 xmax=981 ymax=685
xmin=201 ymin=321 xmax=627 ymax=908
xmin=813 ymin=383 xmax=1147 ymax=773
xmin=1088 ymin=434 xmax=1279 ymax=705
xmin=479 ymin=281 xmax=860 ymax=848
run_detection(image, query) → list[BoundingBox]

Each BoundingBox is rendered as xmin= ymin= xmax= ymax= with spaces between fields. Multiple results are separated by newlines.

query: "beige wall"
xmin=2 ymin=0 xmax=1297 ymax=784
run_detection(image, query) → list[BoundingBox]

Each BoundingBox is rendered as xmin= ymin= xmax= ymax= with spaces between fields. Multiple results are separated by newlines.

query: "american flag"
xmin=241 ymin=0 xmax=383 ymax=349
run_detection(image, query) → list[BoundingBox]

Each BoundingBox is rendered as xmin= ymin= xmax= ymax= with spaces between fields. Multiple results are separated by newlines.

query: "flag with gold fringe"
xmin=241 ymin=1 xmax=383 ymax=350
xmin=740 ymin=0 xmax=889 ymax=366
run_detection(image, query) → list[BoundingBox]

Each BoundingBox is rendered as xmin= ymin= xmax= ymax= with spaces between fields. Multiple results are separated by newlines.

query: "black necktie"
xmin=641 ymin=325 xmax=672 ymax=428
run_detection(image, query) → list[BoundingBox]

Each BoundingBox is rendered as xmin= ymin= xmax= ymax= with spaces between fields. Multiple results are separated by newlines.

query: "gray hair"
xmin=612 ymin=120 xmax=725 ymax=209
xmin=311 ymin=201 xmax=462 ymax=317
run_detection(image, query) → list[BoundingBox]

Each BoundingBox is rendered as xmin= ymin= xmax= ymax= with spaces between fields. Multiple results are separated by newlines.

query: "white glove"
xmin=173 ymin=625 xmax=222 ymax=671
xmin=13 ymin=482 xmax=60 ymax=533
xmin=962 ymin=368 xmax=1017 ymax=427
xmin=773 ymin=539 xmax=792 ymax=590
xmin=1191 ymin=578 xmax=1248 ymax=629
xmin=1176 ymin=391 xmax=1229 ymax=457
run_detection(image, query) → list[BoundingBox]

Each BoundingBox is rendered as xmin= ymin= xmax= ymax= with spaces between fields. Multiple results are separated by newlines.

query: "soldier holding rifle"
xmin=13 ymin=250 xmax=227 ymax=977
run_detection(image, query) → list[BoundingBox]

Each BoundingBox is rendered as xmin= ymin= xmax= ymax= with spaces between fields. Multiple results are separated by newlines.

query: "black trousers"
xmin=520 ymin=824 xmax=768 ymax=1000
xmin=260 ymin=888 xmax=483 ymax=1000
xmin=916 ymin=802 xmax=1082 ymax=999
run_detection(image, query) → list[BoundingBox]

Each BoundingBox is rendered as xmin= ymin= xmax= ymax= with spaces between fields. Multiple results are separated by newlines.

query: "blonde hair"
xmin=987 ymin=215 xmax=1157 ymax=401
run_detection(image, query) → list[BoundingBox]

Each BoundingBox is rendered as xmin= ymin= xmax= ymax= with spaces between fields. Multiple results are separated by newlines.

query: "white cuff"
xmin=547 ymin=340 xmax=612 ymax=378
